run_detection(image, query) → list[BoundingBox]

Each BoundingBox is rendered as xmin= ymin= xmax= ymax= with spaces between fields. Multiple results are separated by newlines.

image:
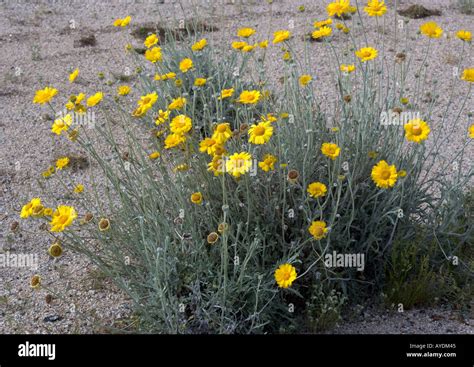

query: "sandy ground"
xmin=0 ymin=0 xmax=472 ymax=333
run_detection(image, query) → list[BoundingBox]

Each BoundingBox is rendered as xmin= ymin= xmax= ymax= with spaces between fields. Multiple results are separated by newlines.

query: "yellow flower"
xmin=144 ymin=33 xmax=159 ymax=48
xmin=113 ymin=16 xmax=131 ymax=27
xmin=261 ymin=113 xmax=278 ymax=123
xmin=194 ymin=78 xmax=207 ymax=87
xmin=20 ymin=198 xmax=42 ymax=219
xmin=248 ymin=121 xmax=273 ymax=145
xmin=364 ymin=0 xmax=387 ymax=17
xmin=149 ymin=151 xmax=161 ymax=160
xmin=69 ymin=68 xmax=79 ymax=83
xmin=238 ymin=90 xmax=261 ymax=104
xmin=191 ymin=192 xmax=203 ymax=204
xmin=212 ymin=123 xmax=232 ymax=144
xmin=258 ymin=154 xmax=278 ymax=172
xmin=50 ymin=205 xmax=77 ymax=232
xmin=469 ymin=124 xmax=474 ymax=138
xmin=259 ymin=40 xmax=269 ymax=48
xmin=461 ymin=68 xmax=474 ymax=83
xmin=420 ymin=21 xmax=443 ymax=39
xmin=309 ymin=220 xmax=329 ymax=240
xmin=145 ymin=47 xmax=162 ymax=63
xmin=98 ymin=218 xmax=110 ymax=231
xmin=311 ymin=26 xmax=332 ymax=40
xmin=456 ymin=30 xmax=472 ymax=42
xmin=87 ymin=92 xmax=103 ymax=107
xmin=191 ymin=38 xmax=207 ymax=51
xmin=44 ymin=208 xmax=53 ymax=216
xmin=199 ymin=138 xmax=218 ymax=155
xmin=30 ymin=275 xmax=41 ymax=289
xmin=155 ymin=110 xmax=170 ymax=125
xmin=321 ymin=142 xmax=341 ymax=160
xmin=237 ymin=27 xmax=256 ymax=38
xmin=170 ymin=115 xmax=192 ymax=135
xmin=327 ymin=0 xmax=351 ymax=17
xmin=48 ymin=242 xmax=63 ymax=258
xmin=355 ymin=47 xmax=378 ymax=62
xmin=274 ymin=263 xmax=297 ymax=288
xmin=340 ymin=64 xmax=356 ymax=73
xmin=74 ymin=184 xmax=84 ymax=193
xmin=164 ymin=133 xmax=186 ymax=149
xmin=117 ymin=85 xmax=131 ymax=96
xmin=232 ymin=41 xmax=247 ymax=50
xmin=168 ymin=96 xmax=186 ymax=110
xmin=175 ymin=79 xmax=183 ymax=87
xmin=56 ymin=157 xmax=70 ymax=170
xmin=51 ymin=114 xmax=72 ymax=135
xmin=219 ymin=88 xmax=234 ymax=100
xmin=307 ymin=182 xmax=327 ymax=198
xmin=299 ymin=74 xmax=312 ymax=86
xmin=398 ymin=170 xmax=407 ymax=178
xmin=314 ymin=18 xmax=333 ymax=28
xmin=208 ymin=155 xmax=225 ymax=176
xmin=404 ymin=118 xmax=430 ymax=143
xmin=179 ymin=58 xmax=193 ymax=73
xmin=400 ymin=97 xmax=409 ymax=105
xmin=242 ymin=44 xmax=256 ymax=52
xmin=226 ymin=152 xmax=253 ymax=178
xmin=33 ymin=87 xmax=58 ymax=104
xmin=137 ymin=92 xmax=158 ymax=111
xmin=371 ymin=160 xmax=398 ymax=189
xmin=272 ymin=30 xmax=291 ymax=44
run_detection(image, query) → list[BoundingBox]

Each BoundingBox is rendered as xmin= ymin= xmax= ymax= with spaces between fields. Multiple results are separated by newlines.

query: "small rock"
xmin=43 ymin=315 xmax=63 ymax=323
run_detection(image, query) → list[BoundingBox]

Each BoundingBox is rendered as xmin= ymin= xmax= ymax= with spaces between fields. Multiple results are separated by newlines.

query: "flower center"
xmin=313 ymin=227 xmax=323 ymax=237
xmin=254 ymin=126 xmax=266 ymax=136
xmin=412 ymin=126 xmax=422 ymax=135
xmin=217 ymin=125 xmax=227 ymax=133
xmin=381 ymin=170 xmax=391 ymax=180
xmin=282 ymin=271 xmax=291 ymax=280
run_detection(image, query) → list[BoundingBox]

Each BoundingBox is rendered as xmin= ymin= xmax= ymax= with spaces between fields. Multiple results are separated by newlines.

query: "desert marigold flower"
xmin=74 ymin=184 xmax=84 ymax=193
xmin=50 ymin=205 xmax=77 ymax=232
xmin=238 ymin=90 xmax=261 ymax=104
xmin=307 ymin=182 xmax=327 ymax=198
xmin=212 ymin=123 xmax=232 ymax=144
xmin=404 ymin=118 xmax=430 ymax=143
xmin=51 ymin=114 xmax=72 ymax=135
xmin=456 ymin=30 xmax=472 ymax=42
xmin=371 ymin=160 xmax=398 ymax=189
xmin=56 ymin=157 xmax=69 ymax=170
xmin=364 ymin=0 xmax=387 ymax=17
xmin=208 ymin=155 xmax=225 ymax=176
xmin=259 ymin=40 xmax=269 ymax=48
xmin=20 ymin=198 xmax=43 ymax=218
xmin=237 ymin=27 xmax=256 ymax=38
xmin=299 ymin=74 xmax=312 ymax=86
xmin=137 ymin=92 xmax=158 ymax=111
xmin=33 ymin=87 xmax=58 ymax=104
xmin=194 ymin=78 xmax=207 ymax=87
xmin=321 ymin=142 xmax=341 ymax=160
xmin=282 ymin=51 xmax=291 ymax=61
xmin=117 ymin=85 xmax=131 ymax=96
xmin=469 ymin=124 xmax=474 ymax=138
xmin=42 ymin=166 xmax=55 ymax=178
xmin=170 ymin=115 xmax=192 ymax=135
xmin=113 ymin=16 xmax=131 ymax=27
xmin=309 ymin=220 xmax=329 ymax=240
xmin=219 ymin=88 xmax=234 ymax=100
xmin=258 ymin=154 xmax=278 ymax=172
xmin=199 ymin=138 xmax=218 ymax=155
xmin=69 ymin=68 xmax=79 ymax=83
xmin=48 ymin=242 xmax=63 ymax=258
xmin=175 ymin=79 xmax=183 ymax=87
xmin=168 ymin=96 xmax=186 ymax=110
xmin=400 ymin=97 xmax=409 ymax=105
xmin=30 ymin=274 xmax=41 ymax=289
xmin=179 ymin=58 xmax=193 ymax=73
xmin=149 ymin=151 xmax=160 ymax=160
xmin=398 ymin=170 xmax=407 ymax=177
xmin=164 ymin=133 xmax=186 ymax=149
xmin=144 ymin=33 xmax=159 ymax=48
xmin=355 ymin=47 xmax=378 ymax=62
xmin=420 ymin=21 xmax=443 ymax=39
xmin=207 ymin=232 xmax=219 ymax=244
xmin=43 ymin=208 xmax=53 ymax=216
xmin=340 ymin=64 xmax=356 ymax=73
xmin=311 ymin=26 xmax=332 ymax=40
xmin=191 ymin=38 xmax=207 ymax=51
xmin=272 ymin=30 xmax=291 ymax=44
xmin=248 ymin=121 xmax=273 ymax=144
xmin=145 ymin=47 xmax=162 ymax=63
xmin=274 ymin=263 xmax=297 ymax=288
xmin=231 ymin=41 xmax=247 ymax=50
xmin=327 ymin=0 xmax=351 ymax=17
xmin=461 ymin=68 xmax=474 ymax=83
xmin=226 ymin=152 xmax=253 ymax=178
xmin=287 ymin=169 xmax=299 ymax=184
xmin=87 ymin=92 xmax=103 ymax=107
xmin=98 ymin=218 xmax=110 ymax=231
xmin=314 ymin=18 xmax=333 ymax=28
xmin=190 ymin=192 xmax=203 ymax=205
xmin=242 ymin=44 xmax=256 ymax=52
xmin=155 ymin=109 xmax=170 ymax=125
